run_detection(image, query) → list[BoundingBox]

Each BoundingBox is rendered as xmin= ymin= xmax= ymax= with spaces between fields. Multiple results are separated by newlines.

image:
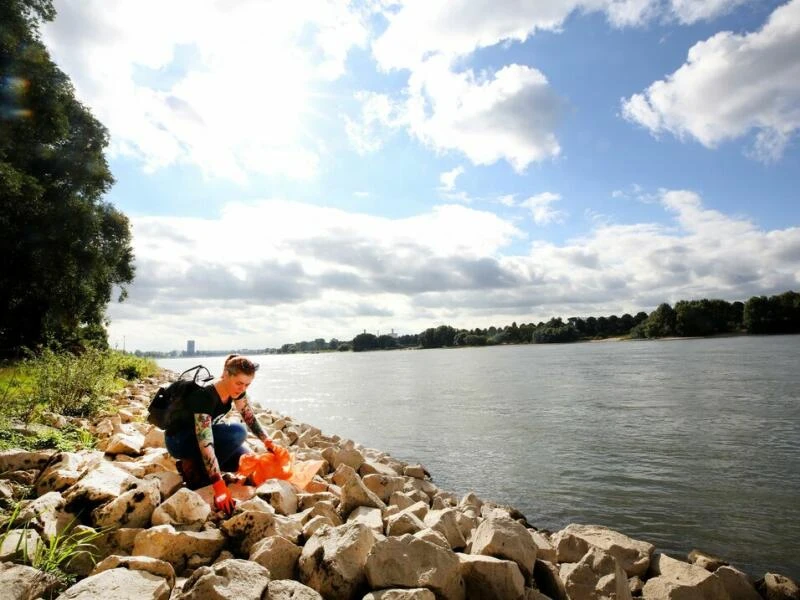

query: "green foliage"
xmin=22 ymin=348 xmax=115 ymax=417
xmin=419 ymin=325 xmax=457 ymax=349
xmin=0 ymin=0 xmax=134 ymax=355
xmin=0 ymin=502 xmax=104 ymax=589
xmin=0 ymin=420 xmax=96 ymax=452
xmin=744 ymin=291 xmax=800 ymax=334
xmin=108 ymin=351 xmax=158 ymax=381
xmin=0 ymin=349 xmax=155 ymax=426
xmin=352 ymin=332 xmax=379 ymax=352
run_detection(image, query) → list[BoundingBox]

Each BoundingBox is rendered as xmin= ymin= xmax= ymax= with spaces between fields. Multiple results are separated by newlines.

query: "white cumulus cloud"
xmin=622 ymin=0 xmax=800 ymax=162
xmin=42 ymin=0 xmax=370 ymax=181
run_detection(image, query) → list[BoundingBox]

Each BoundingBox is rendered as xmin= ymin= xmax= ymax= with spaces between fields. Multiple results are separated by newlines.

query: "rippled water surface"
xmin=160 ymin=335 xmax=800 ymax=579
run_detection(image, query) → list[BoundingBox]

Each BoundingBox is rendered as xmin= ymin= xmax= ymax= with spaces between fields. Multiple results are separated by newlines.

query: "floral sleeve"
xmin=234 ymin=394 xmax=272 ymax=447
xmin=194 ymin=413 xmax=222 ymax=483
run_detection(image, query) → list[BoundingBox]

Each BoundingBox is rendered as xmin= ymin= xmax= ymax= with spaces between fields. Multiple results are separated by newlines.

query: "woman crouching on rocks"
xmin=164 ymin=354 xmax=283 ymax=515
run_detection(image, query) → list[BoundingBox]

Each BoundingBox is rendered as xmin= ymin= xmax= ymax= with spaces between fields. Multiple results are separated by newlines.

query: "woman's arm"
xmin=234 ymin=394 xmax=273 ymax=449
xmin=194 ymin=413 xmax=223 ymax=482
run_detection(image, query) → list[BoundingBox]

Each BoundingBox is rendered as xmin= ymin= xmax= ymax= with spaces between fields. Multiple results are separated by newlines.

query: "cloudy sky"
xmin=41 ymin=0 xmax=799 ymax=352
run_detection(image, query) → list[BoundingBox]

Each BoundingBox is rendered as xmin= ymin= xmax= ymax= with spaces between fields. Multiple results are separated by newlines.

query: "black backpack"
xmin=147 ymin=365 xmax=214 ymax=431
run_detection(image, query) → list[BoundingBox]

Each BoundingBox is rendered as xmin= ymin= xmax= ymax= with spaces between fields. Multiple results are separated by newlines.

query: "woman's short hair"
xmin=224 ymin=354 xmax=259 ymax=376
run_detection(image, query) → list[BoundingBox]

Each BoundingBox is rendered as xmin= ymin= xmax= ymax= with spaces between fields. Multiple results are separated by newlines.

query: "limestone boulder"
xmin=150 ymin=488 xmax=210 ymax=530
xmin=0 ymin=562 xmax=61 ymax=600
xmin=298 ymin=522 xmax=380 ymax=600
xmin=13 ymin=491 xmax=76 ymax=543
xmin=104 ymin=430 xmax=146 ymax=456
xmin=643 ymin=554 xmax=731 ymax=600
xmin=385 ymin=510 xmax=426 ymax=537
xmin=359 ymin=460 xmax=401 ymax=478
xmin=249 ymin=535 xmax=302 ymax=580
xmin=132 ymin=524 xmax=226 ymax=574
xmin=0 ymin=449 xmax=54 ymax=473
xmin=174 ymin=558 xmax=270 ymax=600
xmin=756 ymin=573 xmax=800 ymax=600
xmin=62 ymin=460 xmax=140 ymax=511
xmin=529 ymin=530 xmax=557 ymax=563
xmin=559 ymin=546 xmax=632 ymax=600
xmin=423 ymin=508 xmax=466 ymax=550
xmin=347 ymin=506 xmax=384 ymax=535
xmin=553 ymin=524 xmax=654 ymax=578
xmin=267 ymin=578 xmax=324 ymax=599
xmin=362 ymin=474 xmax=406 ymax=502
xmin=255 ymin=478 xmax=298 ymax=515
xmin=34 ymin=451 xmax=101 ymax=496
xmin=0 ymin=528 xmax=42 ymax=561
xmin=338 ymin=475 xmax=386 ymax=518
xmin=365 ymin=534 xmax=465 ymax=600
xmin=471 ymin=515 xmax=537 ymax=580
xmin=713 ymin=566 xmax=761 ymax=600
xmin=92 ymin=477 xmax=161 ymax=529
xmin=57 ymin=567 xmax=171 ymax=600
xmin=459 ymin=553 xmax=526 ymax=600
xmin=92 ymin=554 xmax=176 ymax=588
xmin=323 ymin=446 xmax=365 ymax=471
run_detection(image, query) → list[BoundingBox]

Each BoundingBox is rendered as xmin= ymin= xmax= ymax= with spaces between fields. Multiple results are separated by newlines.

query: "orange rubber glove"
xmin=212 ymin=480 xmax=235 ymax=515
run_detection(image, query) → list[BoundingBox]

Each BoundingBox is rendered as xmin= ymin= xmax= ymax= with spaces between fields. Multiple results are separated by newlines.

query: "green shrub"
xmin=108 ymin=351 xmax=158 ymax=381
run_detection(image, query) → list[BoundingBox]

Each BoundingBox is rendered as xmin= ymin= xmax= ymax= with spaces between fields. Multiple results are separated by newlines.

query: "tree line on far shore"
xmin=266 ymin=290 xmax=800 ymax=353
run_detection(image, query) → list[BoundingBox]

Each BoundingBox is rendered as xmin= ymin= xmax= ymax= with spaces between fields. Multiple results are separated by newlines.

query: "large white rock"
xmin=0 ymin=562 xmax=61 ymax=600
xmin=553 ymin=524 xmax=654 ymax=578
xmin=174 ymin=558 xmax=270 ymax=600
xmin=470 ymin=516 xmax=537 ymax=580
xmin=298 ymin=522 xmax=380 ymax=600
xmin=347 ymin=506 xmax=384 ymax=535
xmin=713 ymin=566 xmax=761 ymax=600
xmin=62 ymin=460 xmax=140 ymax=510
xmin=91 ymin=554 xmax=176 ymax=588
xmin=643 ymin=554 xmax=731 ymax=600
xmin=150 ymin=487 xmax=210 ymax=530
xmin=362 ymin=474 xmax=406 ymax=502
xmin=57 ymin=567 xmax=171 ymax=600
xmin=267 ymin=579 xmax=324 ymax=599
xmin=255 ymin=478 xmax=298 ymax=515
xmin=249 ymin=534 xmax=302 ymax=580
xmin=92 ymin=477 xmax=161 ymax=529
xmin=132 ymin=524 xmax=226 ymax=574
xmin=35 ymin=451 xmax=101 ymax=496
xmin=365 ymin=534 xmax=465 ymax=600
xmin=0 ymin=449 xmax=54 ymax=472
xmin=559 ymin=546 xmax=632 ymax=600
xmin=423 ymin=508 xmax=466 ymax=550
xmin=459 ymin=553 xmax=526 ymax=600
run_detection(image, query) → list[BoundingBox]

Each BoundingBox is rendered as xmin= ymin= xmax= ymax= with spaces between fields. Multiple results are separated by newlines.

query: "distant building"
xmin=187 ymin=340 xmax=196 ymax=355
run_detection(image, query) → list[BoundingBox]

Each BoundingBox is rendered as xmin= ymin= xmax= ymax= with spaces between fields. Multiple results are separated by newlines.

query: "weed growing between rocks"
xmin=0 ymin=502 xmax=105 ymax=591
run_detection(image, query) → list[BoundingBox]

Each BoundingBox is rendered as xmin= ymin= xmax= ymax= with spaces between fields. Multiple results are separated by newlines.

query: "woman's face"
xmin=224 ymin=372 xmax=254 ymax=397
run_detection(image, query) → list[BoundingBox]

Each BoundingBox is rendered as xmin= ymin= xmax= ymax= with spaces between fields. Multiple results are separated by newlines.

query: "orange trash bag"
xmin=238 ymin=449 xmax=324 ymax=490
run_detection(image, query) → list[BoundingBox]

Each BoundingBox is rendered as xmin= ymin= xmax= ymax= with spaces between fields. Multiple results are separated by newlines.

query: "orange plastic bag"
xmin=237 ymin=450 xmax=324 ymax=491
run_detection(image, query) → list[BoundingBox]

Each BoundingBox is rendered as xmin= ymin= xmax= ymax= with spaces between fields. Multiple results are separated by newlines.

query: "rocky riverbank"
xmin=0 ymin=372 xmax=797 ymax=600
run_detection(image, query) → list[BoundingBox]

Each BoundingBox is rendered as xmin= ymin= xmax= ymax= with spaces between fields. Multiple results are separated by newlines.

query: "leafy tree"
xmin=352 ymin=332 xmax=378 ymax=352
xmin=642 ymin=303 xmax=677 ymax=338
xmin=744 ymin=291 xmax=800 ymax=334
xmin=1 ymin=0 xmax=134 ymax=353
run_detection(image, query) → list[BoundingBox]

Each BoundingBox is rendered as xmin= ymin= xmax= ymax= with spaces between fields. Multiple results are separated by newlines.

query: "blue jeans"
xmin=165 ymin=422 xmax=250 ymax=472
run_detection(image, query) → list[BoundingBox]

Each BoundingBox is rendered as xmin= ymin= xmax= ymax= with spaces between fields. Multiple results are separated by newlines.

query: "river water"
xmin=158 ymin=334 xmax=800 ymax=580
